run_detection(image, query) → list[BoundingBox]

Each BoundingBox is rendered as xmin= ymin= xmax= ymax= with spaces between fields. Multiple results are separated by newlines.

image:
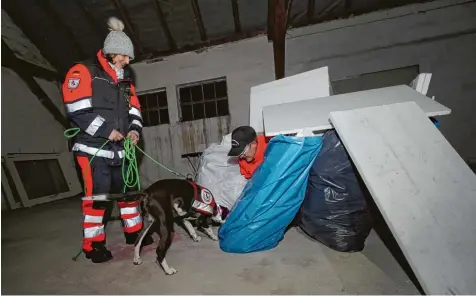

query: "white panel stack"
xmin=249 ymin=66 xmax=331 ymax=133
xmin=329 ymin=101 xmax=476 ymax=295
xmin=262 ymin=85 xmax=451 ymax=136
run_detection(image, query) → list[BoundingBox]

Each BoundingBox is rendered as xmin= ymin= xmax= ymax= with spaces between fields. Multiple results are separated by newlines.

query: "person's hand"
xmin=127 ymin=131 xmax=139 ymax=145
xmin=108 ymin=129 xmax=124 ymax=142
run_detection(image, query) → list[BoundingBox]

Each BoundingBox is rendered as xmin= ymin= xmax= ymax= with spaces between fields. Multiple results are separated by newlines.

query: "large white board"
xmin=263 ymin=85 xmax=451 ymax=136
xmin=249 ymin=66 xmax=330 ymax=133
xmin=329 ymin=101 xmax=476 ymax=295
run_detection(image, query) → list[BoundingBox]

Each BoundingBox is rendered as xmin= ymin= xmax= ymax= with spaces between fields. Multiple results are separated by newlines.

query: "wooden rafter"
xmin=133 ymin=29 xmax=266 ymax=62
xmin=268 ymin=0 xmax=288 ymax=80
xmin=2 ymin=3 xmax=65 ymax=73
xmin=231 ymin=0 xmax=242 ymax=34
xmin=110 ymin=0 xmax=144 ymax=54
xmin=2 ymin=39 xmax=70 ymax=129
xmin=1 ymin=47 xmax=60 ymax=82
xmin=191 ymin=0 xmax=207 ymax=41
xmin=76 ymin=0 xmax=107 ymax=41
xmin=38 ymin=0 xmax=86 ymax=59
xmin=274 ymin=0 xmax=287 ymax=79
xmin=151 ymin=0 xmax=177 ymax=50
xmin=267 ymin=0 xmax=276 ymax=41
xmin=307 ymin=0 xmax=315 ymax=23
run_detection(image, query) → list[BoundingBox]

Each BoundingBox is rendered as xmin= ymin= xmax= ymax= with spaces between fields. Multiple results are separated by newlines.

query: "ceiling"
xmin=2 ymin=0 xmax=434 ymax=76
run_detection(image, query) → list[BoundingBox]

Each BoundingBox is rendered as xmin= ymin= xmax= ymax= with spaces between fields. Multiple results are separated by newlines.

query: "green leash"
xmin=64 ymin=127 xmax=186 ymax=261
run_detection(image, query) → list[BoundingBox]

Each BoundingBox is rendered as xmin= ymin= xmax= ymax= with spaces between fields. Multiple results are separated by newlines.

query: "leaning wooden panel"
xmin=329 ymin=101 xmax=476 ymax=295
xmin=263 ymin=85 xmax=450 ymax=136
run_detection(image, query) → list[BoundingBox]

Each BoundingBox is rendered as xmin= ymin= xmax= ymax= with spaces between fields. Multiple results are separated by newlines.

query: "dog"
xmin=88 ymin=178 xmax=224 ymax=275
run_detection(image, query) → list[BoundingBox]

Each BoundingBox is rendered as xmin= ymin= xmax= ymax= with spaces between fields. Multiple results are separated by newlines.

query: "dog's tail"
xmin=82 ymin=191 xmax=147 ymax=202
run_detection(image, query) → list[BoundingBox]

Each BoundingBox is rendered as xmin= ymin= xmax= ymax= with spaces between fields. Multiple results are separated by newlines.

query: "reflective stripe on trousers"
xmin=84 ymin=225 xmax=105 ymax=239
xmin=118 ymin=201 xmax=142 ymax=233
xmin=120 ymin=206 xmax=139 ymax=215
xmin=123 ymin=216 xmax=142 ymax=229
xmin=84 ymin=214 xmax=103 ymax=224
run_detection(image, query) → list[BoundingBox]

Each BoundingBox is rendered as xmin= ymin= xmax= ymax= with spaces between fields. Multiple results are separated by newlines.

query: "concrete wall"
xmin=1 ymin=67 xmax=68 ymax=154
xmin=131 ymin=36 xmax=275 ymax=184
xmin=286 ymin=0 xmax=476 ymax=160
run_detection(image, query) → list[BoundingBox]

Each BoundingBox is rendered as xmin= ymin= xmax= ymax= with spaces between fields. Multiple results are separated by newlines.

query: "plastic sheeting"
xmin=218 ymin=135 xmax=323 ymax=253
xmin=299 ymin=130 xmax=372 ymax=252
xmin=195 ymin=133 xmax=248 ymax=210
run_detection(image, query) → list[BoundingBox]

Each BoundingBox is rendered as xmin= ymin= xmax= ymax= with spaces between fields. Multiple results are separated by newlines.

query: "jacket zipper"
xmin=115 ymin=82 xmax=120 ymax=132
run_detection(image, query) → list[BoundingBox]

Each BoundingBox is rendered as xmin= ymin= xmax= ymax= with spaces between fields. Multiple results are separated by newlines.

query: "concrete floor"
xmin=1 ymin=197 xmax=419 ymax=294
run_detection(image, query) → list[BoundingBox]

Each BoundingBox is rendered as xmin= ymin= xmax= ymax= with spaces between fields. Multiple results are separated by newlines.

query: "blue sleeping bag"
xmin=218 ymin=135 xmax=323 ymax=253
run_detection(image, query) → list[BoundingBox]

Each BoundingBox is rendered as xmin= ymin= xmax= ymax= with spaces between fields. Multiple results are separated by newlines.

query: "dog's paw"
xmin=164 ymin=266 xmax=178 ymax=275
xmin=192 ymin=235 xmax=202 ymax=242
xmin=133 ymin=258 xmax=143 ymax=265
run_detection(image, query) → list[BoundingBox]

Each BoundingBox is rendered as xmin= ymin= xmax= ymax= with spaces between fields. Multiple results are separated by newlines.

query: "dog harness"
xmin=187 ymin=181 xmax=217 ymax=215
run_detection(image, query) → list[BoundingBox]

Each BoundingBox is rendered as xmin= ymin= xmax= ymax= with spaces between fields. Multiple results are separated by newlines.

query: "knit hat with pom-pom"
xmin=103 ymin=17 xmax=135 ymax=60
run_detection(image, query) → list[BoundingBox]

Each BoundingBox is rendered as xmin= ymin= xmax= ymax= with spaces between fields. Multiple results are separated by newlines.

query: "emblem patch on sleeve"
xmin=67 ymin=78 xmax=80 ymax=89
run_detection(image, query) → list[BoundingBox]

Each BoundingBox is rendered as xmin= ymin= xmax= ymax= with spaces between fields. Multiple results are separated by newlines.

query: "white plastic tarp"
xmin=195 ymin=133 xmax=248 ymax=210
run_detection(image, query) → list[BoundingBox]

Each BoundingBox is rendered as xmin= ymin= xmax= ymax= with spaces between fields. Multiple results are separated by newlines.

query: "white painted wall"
xmin=132 ymin=36 xmax=275 ymax=128
xmin=285 ymin=0 xmax=476 ymax=160
xmin=1 ymin=67 xmax=68 ymax=154
xmin=131 ymin=36 xmax=275 ymax=185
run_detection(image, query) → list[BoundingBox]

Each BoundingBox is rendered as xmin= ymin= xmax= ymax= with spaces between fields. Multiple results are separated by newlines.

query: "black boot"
xmin=125 ymin=231 xmax=154 ymax=246
xmin=84 ymin=242 xmax=113 ymax=263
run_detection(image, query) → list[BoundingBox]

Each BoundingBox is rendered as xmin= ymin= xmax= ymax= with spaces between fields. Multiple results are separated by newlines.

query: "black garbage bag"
xmin=299 ymin=130 xmax=372 ymax=252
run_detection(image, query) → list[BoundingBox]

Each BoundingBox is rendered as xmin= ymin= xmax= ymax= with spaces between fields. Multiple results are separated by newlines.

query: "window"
xmin=177 ymin=78 xmax=229 ymax=122
xmin=138 ymin=89 xmax=170 ymax=126
xmin=14 ymin=159 xmax=69 ymax=199
xmin=3 ymin=153 xmax=83 ymax=207
xmin=331 ymin=65 xmax=420 ymax=95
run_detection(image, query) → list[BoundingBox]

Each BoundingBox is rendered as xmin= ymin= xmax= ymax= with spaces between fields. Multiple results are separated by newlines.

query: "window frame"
xmin=2 ymin=153 xmax=82 ymax=207
xmin=137 ymin=87 xmax=170 ymax=127
xmin=176 ymin=77 xmax=230 ymax=122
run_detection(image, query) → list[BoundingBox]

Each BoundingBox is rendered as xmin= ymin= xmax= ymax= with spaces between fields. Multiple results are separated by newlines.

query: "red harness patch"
xmin=187 ymin=181 xmax=216 ymax=215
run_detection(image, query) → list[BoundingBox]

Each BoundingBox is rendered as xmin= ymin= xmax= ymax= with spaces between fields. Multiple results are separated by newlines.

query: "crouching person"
xmin=227 ymin=126 xmax=269 ymax=179
xmin=61 ymin=17 xmax=152 ymax=263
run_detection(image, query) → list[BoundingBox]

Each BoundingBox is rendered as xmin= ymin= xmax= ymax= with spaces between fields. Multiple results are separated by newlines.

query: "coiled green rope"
xmin=64 ymin=127 xmax=185 ymax=260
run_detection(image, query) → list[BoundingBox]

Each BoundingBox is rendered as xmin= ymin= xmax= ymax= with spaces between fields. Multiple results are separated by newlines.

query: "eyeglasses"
xmin=238 ymin=143 xmax=251 ymax=158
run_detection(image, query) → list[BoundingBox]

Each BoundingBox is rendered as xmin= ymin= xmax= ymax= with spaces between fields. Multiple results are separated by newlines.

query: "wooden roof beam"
xmin=151 ymin=0 xmax=177 ymax=50
xmin=231 ymin=0 xmax=242 ymax=34
xmin=267 ymin=0 xmax=276 ymax=41
xmin=191 ymin=0 xmax=207 ymax=41
xmin=307 ymin=0 xmax=315 ymax=23
xmin=133 ymin=29 xmax=266 ymax=63
xmin=76 ymin=0 xmax=107 ymax=41
xmin=1 ymin=48 xmax=61 ymax=82
xmin=272 ymin=0 xmax=288 ymax=80
xmin=38 ymin=0 xmax=86 ymax=60
xmin=2 ymin=3 xmax=65 ymax=73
